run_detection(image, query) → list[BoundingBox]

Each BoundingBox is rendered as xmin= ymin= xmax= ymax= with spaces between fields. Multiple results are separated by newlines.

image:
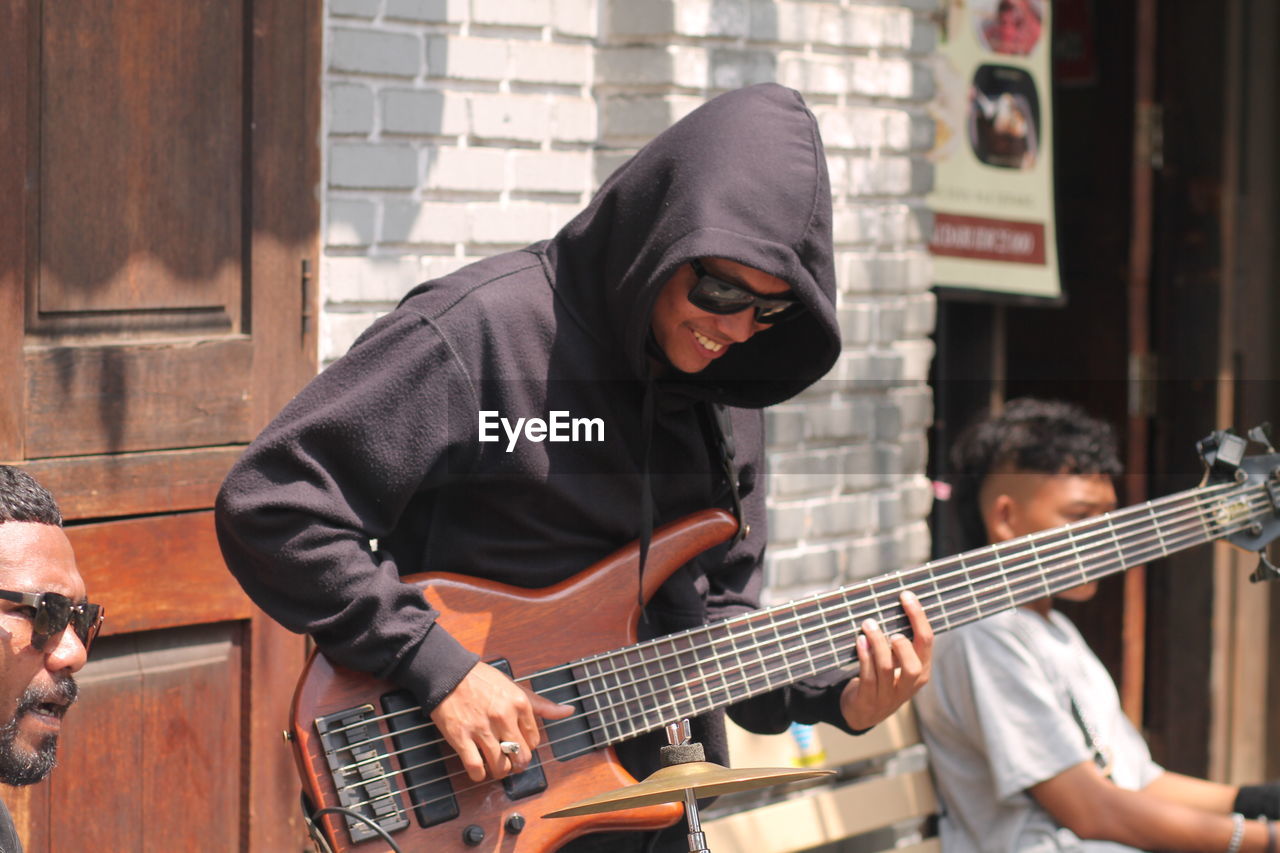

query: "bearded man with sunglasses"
xmin=217 ymin=83 xmax=931 ymax=852
xmin=0 ymin=466 xmax=103 ymax=852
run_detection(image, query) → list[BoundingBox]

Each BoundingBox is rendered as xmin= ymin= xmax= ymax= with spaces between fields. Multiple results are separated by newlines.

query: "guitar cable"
xmin=309 ymin=806 xmax=405 ymax=853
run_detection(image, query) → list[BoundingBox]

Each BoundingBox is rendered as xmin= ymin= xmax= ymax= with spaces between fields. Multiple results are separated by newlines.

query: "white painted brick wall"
xmin=424 ymin=146 xmax=508 ymax=192
xmin=508 ymin=41 xmax=592 ymax=86
xmin=323 ymin=3 xmax=599 ymax=358
xmin=511 ymin=150 xmax=593 ymax=194
xmin=330 ymin=83 xmax=375 ymax=135
xmin=381 ymin=89 xmax=468 ymax=136
xmin=385 ymin=0 xmax=467 ymax=24
xmin=425 ymin=36 xmax=508 ymax=82
xmin=472 ymin=0 xmax=552 ymax=28
xmin=597 ymin=46 xmax=711 ymax=89
xmin=330 ymin=28 xmax=421 ymax=78
xmin=320 ymin=0 xmax=942 ymax=600
xmin=553 ymin=0 xmax=597 ymax=38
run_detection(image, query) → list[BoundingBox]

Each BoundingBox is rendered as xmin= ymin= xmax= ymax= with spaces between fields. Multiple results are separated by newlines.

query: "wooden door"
xmin=1203 ymin=0 xmax=1278 ymax=784
xmin=1143 ymin=0 xmax=1231 ymax=779
xmin=0 ymin=0 xmax=320 ymax=848
xmin=1118 ymin=0 xmax=1158 ymax=725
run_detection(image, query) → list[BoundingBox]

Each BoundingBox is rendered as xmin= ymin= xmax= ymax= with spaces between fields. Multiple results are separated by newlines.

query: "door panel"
xmin=38 ymin=0 xmax=243 ymax=318
xmin=0 ymin=2 xmax=32 ymax=459
xmin=0 ymin=626 xmax=247 ymax=850
xmin=55 ymin=622 xmax=244 ymax=845
xmin=0 ymin=0 xmax=320 ymax=848
xmin=25 ymin=340 xmax=255 ymax=458
xmin=50 ymin=625 xmax=243 ymax=850
xmin=64 ymin=514 xmax=253 ymax=636
xmin=22 ymin=448 xmax=242 ymax=519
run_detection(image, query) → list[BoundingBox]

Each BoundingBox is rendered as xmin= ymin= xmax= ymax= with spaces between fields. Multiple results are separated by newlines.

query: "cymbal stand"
xmin=662 ymin=721 xmax=712 ymax=853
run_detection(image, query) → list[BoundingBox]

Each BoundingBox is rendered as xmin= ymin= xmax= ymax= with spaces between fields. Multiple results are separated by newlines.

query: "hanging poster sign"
xmin=927 ymin=0 xmax=1061 ymax=300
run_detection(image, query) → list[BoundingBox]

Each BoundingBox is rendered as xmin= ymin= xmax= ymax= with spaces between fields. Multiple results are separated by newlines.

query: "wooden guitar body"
xmin=290 ymin=509 xmax=740 ymax=852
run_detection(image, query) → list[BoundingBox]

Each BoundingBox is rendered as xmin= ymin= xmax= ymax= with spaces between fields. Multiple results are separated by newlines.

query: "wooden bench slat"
xmin=725 ymin=706 xmax=923 ymax=770
xmin=703 ymin=769 xmax=938 ymax=852
xmin=709 ymin=704 xmax=937 ymax=852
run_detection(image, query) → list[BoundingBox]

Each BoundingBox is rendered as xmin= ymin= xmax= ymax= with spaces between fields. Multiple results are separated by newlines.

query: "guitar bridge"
xmin=315 ymin=704 xmax=410 ymax=843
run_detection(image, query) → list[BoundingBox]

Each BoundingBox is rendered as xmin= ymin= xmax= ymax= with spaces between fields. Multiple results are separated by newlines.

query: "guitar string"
xmin=324 ymin=495 xmax=1253 ymax=790
xmin=332 ymin=504 xmax=1263 ymax=815
xmin=320 ymin=480 xmax=1244 ymax=753
xmin=321 ymin=490 xmax=1264 ymax=810
xmin=585 ymin=505 xmax=1242 ymax=732
xmin=320 ymin=484 xmax=1253 ymax=775
xmin=333 ymin=507 xmax=1266 ymax=816
xmin=319 ymin=482 xmax=1247 ymax=753
xmin=321 ymin=484 xmax=1254 ymax=787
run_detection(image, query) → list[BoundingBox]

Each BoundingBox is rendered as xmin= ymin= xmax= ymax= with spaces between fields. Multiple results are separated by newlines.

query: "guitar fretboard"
xmin=557 ymin=479 xmax=1265 ymax=746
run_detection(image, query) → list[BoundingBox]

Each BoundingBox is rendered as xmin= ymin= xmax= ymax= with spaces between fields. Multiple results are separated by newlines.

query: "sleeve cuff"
xmin=389 ymin=622 xmax=481 ymax=713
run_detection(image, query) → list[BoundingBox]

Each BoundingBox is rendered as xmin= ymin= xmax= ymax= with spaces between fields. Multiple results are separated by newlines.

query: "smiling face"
xmin=0 ymin=522 xmax=88 ymax=785
xmin=649 ymin=257 xmax=794 ymax=374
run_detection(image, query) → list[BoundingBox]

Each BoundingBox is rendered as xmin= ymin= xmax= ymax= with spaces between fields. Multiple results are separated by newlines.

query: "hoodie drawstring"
xmin=636 ymin=377 xmax=748 ymax=614
xmin=637 ymin=373 xmax=657 ymax=612
xmin=705 ymin=402 xmax=747 ymax=546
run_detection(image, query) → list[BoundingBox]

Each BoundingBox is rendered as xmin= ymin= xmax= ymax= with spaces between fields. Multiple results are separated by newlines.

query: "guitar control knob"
xmin=462 ymin=824 xmax=485 ymax=846
xmin=506 ymin=813 xmax=526 ymax=834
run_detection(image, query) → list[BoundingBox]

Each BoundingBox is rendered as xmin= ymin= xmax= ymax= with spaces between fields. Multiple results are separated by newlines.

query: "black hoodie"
xmin=215 ymin=84 xmax=850 ymax=776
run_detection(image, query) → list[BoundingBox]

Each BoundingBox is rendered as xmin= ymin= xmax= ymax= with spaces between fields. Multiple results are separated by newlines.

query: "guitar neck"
xmin=567 ymin=479 xmax=1265 ymax=746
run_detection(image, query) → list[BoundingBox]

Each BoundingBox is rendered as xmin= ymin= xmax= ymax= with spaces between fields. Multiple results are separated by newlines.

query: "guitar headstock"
xmin=1198 ymin=425 xmax=1280 ymax=580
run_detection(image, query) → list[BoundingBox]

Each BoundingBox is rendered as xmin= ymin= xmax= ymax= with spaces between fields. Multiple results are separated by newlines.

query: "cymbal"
xmin=543 ymin=761 xmax=835 ymax=817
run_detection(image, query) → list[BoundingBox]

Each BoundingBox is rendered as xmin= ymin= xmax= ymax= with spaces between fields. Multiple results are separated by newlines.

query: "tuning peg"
xmin=1199 ymin=429 xmax=1248 ymax=479
xmin=1249 ymin=550 xmax=1280 ymax=584
xmin=1249 ymin=423 xmax=1276 ymax=453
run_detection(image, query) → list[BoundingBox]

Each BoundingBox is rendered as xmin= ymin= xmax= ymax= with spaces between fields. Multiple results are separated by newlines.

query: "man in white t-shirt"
xmin=914 ymin=399 xmax=1279 ymax=853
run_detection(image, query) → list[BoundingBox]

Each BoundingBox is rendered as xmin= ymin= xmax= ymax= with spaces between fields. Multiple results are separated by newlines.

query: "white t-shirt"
xmin=913 ymin=608 xmax=1163 ymax=853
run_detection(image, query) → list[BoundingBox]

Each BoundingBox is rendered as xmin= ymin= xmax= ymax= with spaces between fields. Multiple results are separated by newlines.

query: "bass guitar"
xmin=291 ymin=429 xmax=1280 ymax=852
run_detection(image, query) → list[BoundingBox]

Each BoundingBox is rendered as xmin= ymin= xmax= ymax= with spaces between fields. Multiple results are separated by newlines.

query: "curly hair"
xmin=949 ymin=399 xmax=1121 ymax=551
xmin=0 ymin=465 xmax=63 ymax=527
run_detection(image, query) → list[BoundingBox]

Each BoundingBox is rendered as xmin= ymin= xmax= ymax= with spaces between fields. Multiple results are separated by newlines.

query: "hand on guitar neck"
xmin=428 ymin=591 xmax=933 ymax=783
xmin=839 ymin=591 xmax=934 ymax=731
xmin=430 ymin=660 xmax=575 ymax=782
xmin=431 ymin=591 xmax=934 ymax=782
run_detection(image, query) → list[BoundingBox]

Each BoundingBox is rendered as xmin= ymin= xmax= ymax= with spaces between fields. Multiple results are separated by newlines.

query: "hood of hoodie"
xmin=542 ymin=83 xmax=841 ymax=409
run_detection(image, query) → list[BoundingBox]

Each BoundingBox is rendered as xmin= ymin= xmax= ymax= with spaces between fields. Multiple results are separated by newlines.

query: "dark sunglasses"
xmin=687 ymin=259 xmax=804 ymax=324
xmin=0 ymin=589 xmax=104 ymax=653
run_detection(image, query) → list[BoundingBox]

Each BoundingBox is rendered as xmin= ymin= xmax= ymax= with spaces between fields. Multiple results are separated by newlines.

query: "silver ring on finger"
xmin=499 ymin=740 xmax=521 ymax=755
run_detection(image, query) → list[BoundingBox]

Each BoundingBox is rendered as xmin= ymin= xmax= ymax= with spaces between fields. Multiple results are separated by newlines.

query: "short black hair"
xmin=949 ymin=398 xmax=1121 ymax=551
xmin=0 ymin=466 xmax=63 ymax=527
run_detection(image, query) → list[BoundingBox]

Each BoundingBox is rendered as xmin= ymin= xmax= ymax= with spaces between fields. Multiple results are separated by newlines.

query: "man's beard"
xmin=0 ymin=676 xmax=78 ymax=786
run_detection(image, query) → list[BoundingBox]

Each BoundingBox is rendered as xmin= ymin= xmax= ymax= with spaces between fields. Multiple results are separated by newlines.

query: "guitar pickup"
xmin=532 ymin=664 xmax=602 ymax=762
xmin=380 ymin=691 xmax=461 ymax=827
xmin=489 ymin=658 xmax=548 ymax=800
xmin=377 ymin=660 xmax=545 ymax=827
xmin=314 ymin=704 xmax=410 ymax=843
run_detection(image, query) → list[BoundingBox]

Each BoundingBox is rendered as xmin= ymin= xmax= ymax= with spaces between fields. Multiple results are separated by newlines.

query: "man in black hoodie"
xmin=216 ymin=84 xmax=932 ymax=850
